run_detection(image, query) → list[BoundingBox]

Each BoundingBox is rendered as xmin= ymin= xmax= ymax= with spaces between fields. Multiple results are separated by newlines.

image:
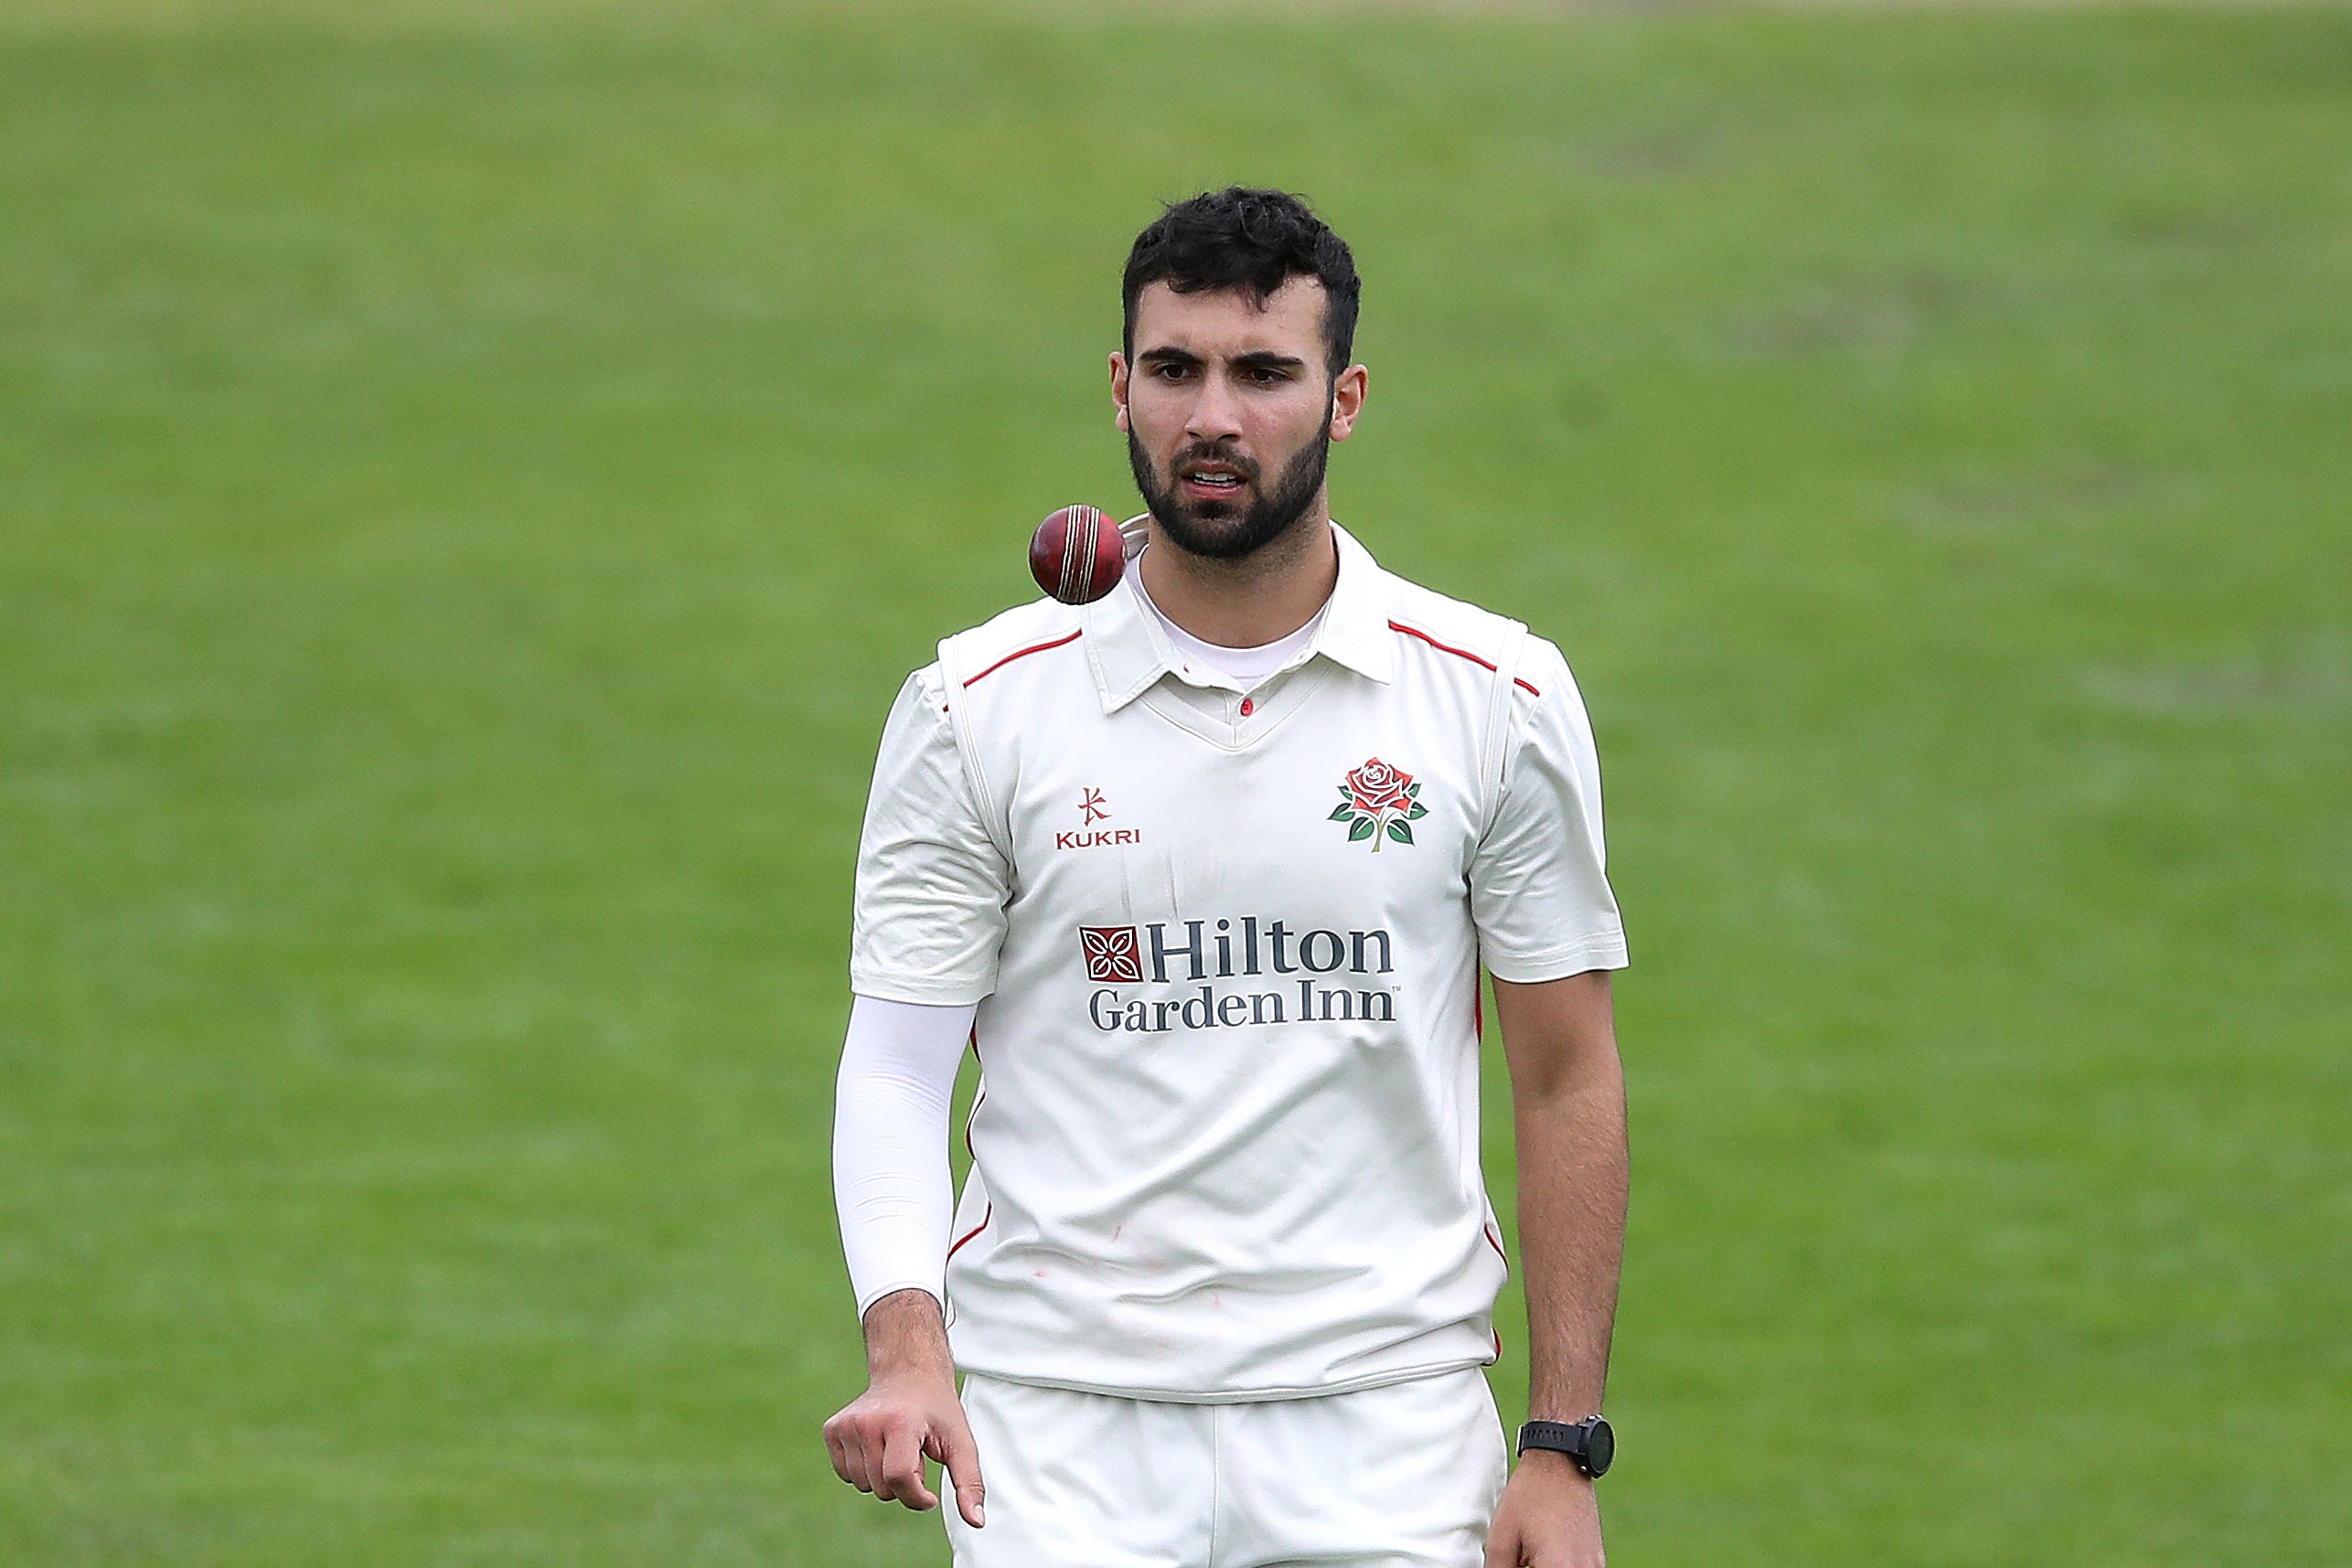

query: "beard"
xmin=1128 ymin=425 xmax=1331 ymax=562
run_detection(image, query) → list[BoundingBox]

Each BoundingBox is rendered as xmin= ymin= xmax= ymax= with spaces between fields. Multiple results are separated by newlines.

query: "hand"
xmin=1485 ymin=1450 xmax=1603 ymax=1568
xmin=822 ymin=1370 xmax=987 ymax=1527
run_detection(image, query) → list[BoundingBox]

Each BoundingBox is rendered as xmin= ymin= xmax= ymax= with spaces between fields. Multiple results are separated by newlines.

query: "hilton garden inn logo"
xmin=1080 ymin=915 xmax=1400 ymax=1034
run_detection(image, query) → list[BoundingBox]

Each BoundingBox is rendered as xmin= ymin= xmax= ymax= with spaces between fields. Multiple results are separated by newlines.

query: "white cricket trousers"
xmin=945 ymin=1366 xmax=1509 ymax=1568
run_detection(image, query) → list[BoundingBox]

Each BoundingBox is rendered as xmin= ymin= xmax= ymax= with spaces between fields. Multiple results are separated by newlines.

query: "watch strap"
xmin=1514 ymin=1416 xmax=1614 ymax=1478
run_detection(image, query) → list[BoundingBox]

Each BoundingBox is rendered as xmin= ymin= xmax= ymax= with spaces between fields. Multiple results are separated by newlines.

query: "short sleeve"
xmin=848 ymin=665 xmax=1013 ymax=1005
xmin=1469 ymin=637 xmax=1630 ymax=982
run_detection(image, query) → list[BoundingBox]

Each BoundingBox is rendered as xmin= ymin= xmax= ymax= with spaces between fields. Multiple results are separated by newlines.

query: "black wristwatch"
xmin=1515 ymin=1416 xmax=1615 ymax=1478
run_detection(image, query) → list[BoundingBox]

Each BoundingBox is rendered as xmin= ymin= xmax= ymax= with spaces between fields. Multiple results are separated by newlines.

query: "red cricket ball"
xmin=1029 ymin=504 xmax=1126 ymax=605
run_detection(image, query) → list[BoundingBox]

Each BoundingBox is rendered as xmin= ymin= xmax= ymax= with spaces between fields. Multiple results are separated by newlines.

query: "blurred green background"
xmin=4 ymin=1 xmax=2347 ymax=1563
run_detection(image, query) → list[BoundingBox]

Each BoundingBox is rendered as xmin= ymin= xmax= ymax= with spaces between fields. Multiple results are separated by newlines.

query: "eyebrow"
xmin=1234 ymin=351 xmax=1309 ymax=374
xmin=1136 ymin=347 xmax=1310 ymax=374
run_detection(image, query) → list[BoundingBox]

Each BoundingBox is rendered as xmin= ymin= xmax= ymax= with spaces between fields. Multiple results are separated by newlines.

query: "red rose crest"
xmin=1329 ymin=756 xmax=1427 ymax=850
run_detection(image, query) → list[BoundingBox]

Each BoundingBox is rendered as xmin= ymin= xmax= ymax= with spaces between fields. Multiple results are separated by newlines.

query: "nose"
xmin=1185 ymin=369 xmax=1245 ymax=444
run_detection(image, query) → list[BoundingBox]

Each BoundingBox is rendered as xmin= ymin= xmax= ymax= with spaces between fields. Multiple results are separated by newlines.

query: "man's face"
xmin=1111 ymin=277 xmax=1365 ymax=561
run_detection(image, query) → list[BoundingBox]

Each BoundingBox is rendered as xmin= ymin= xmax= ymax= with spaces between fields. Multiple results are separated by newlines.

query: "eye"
xmin=1151 ymin=362 xmax=1192 ymax=382
xmin=1247 ymin=366 xmax=1291 ymax=387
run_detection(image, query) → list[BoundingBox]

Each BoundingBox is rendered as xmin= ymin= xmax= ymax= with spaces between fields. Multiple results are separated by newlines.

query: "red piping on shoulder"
xmin=1388 ymin=620 xmax=1540 ymax=696
xmin=964 ymin=628 xmax=1084 ymax=687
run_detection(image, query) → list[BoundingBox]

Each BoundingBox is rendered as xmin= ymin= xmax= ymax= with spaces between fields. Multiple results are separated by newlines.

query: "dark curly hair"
xmin=1121 ymin=187 xmax=1362 ymax=380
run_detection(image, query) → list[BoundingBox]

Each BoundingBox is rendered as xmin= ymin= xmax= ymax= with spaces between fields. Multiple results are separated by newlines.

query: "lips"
xmin=1177 ymin=455 xmax=1253 ymax=493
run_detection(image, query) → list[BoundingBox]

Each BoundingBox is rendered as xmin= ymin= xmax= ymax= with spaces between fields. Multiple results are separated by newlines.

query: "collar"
xmin=1083 ymin=518 xmax=1396 ymax=714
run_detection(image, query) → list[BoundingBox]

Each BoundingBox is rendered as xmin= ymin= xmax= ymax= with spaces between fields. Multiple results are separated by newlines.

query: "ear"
xmin=1108 ymin=352 xmax=1131 ymax=432
xmin=1328 ymin=363 xmax=1369 ymax=442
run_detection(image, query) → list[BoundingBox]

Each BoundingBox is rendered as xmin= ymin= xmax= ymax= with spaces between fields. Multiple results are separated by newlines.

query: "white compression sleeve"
xmin=832 ymin=994 xmax=976 ymax=1319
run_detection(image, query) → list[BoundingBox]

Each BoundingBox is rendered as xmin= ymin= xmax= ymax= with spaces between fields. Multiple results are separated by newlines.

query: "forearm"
xmin=1514 ymin=1055 xmax=1626 ymax=1419
xmin=861 ymin=1285 xmax=957 ymax=1383
xmin=832 ymin=996 xmax=976 ymax=1319
xmin=1496 ymin=971 xmax=1628 ymax=1422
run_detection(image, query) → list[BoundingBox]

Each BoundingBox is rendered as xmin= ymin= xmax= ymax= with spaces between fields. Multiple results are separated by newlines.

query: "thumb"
xmin=929 ymin=1409 xmax=988 ymax=1529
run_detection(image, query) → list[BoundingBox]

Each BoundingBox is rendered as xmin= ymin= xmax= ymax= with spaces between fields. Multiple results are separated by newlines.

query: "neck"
xmin=1137 ymin=502 xmax=1339 ymax=648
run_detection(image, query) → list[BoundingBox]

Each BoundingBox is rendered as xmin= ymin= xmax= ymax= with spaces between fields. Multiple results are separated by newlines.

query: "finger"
xmin=931 ymin=1411 xmax=989 ymax=1528
xmin=1482 ymin=1522 xmax=1519 ymax=1568
xmin=823 ymin=1422 xmax=854 ymax=1487
xmin=880 ymin=1419 xmax=939 ymax=1511
xmin=839 ymin=1423 xmax=878 ymax=1495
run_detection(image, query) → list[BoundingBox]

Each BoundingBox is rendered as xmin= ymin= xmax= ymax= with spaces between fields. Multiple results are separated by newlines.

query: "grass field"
xmin=4 ymin=1 xmax=2348 ymax=1563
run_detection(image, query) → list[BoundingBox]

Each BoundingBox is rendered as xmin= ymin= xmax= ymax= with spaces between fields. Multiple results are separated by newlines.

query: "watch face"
xmin=1583 ymin=1418 xmax=1615 ymax=1477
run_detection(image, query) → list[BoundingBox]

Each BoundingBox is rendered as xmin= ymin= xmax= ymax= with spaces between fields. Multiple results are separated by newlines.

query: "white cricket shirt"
xmin=849 ymin=521 xmax=1627 ymax=1401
